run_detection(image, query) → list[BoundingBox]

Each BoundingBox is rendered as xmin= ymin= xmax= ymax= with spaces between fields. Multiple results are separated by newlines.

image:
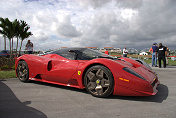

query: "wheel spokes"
xmin=19 ymin=71 xmax=23 ymax=78
xmin=101 ymin=79 xmax=110 ymax=87
xmin=87 ymin=82 xmax=96 ymax=90
xmin=22 ymin=63 xmax=26 ymax=69
xmin=21 ymin=69 xmax=27 ymax=77
xmin=23 ymin=69 xmax=28 ymax=75
xmin=96 ymin=69 xmax=104 ymax=79
xmin=18 ymin=65 xmax=22 ymax=71
xmin=95 ymin=85 xmax=103 ymax=95
xmin=87 ymin=71 xmax=96 ymax=81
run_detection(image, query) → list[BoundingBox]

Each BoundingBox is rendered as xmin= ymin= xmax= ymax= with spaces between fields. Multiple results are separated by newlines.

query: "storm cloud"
xmin=0 ymin=0 xmax=176 ymax=50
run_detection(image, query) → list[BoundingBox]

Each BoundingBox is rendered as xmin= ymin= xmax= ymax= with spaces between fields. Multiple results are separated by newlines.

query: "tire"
xmin=16 ymin=60 xmax=29 ymax=82
xmin=84 ymin=65 xmax=114 ymax=97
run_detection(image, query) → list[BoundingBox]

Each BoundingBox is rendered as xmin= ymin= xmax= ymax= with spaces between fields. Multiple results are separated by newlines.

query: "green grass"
xmin=167 ymin=60 xmax=176 ymax=66
xmin=0 ymin=70 xmax=16 ymax=79
xmin=110 ymin=53 xmax=176 ymax=66
xmin=143 ymin=59 xmax=176 ymax=66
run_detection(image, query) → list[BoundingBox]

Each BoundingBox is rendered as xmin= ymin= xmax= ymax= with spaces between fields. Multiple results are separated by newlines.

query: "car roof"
xmin=51 ymin=48 xmax=87 ymax=52
xmin=60 ymin=47 xmax=86 ymax=51
xmin=46 ymin=47 xmax=87 ymax=55
xmin=0 ymin=50 xmax=9 ymax=53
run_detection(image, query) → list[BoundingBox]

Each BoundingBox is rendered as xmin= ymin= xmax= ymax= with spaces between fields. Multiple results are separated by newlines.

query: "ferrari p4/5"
xmin=15 ymin=48 xmax=159 ymax=97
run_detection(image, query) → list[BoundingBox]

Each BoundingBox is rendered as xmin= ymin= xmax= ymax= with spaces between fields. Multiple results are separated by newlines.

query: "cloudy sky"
xmin=0 ymin=0 xmax=176 ymax=51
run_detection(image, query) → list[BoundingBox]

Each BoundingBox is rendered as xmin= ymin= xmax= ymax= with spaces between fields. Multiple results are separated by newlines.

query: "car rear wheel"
xmin=16 ymin=60 xmax=29 ymax=82
xmin=84 ymin=65 xmax=114 ymax=97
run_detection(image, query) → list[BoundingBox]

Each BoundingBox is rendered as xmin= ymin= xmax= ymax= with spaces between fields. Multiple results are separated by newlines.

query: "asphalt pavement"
xmin=0 ymin=66 xmax=176 ymax=118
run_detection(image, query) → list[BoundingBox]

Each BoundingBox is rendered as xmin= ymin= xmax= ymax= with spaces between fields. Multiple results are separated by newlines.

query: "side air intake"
xmin=47 ymin=61 xmax=52 ymax=71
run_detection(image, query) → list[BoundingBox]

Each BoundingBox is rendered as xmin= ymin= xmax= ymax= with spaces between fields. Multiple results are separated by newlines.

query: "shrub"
xmin=0 ymin=57 xmax=15 ymax=70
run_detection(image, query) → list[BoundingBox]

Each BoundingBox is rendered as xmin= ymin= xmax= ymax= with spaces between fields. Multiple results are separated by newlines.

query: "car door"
xmin=43 ymin=51 xmax=79 ymax=84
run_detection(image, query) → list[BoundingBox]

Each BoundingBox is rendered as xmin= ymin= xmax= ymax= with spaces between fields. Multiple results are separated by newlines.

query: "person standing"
xmin=156 ymin=43 xmax=167 ymax=68
xmin=123 ymin=48 xmax=128 ymax=57
xmin=104 ymin=50 xmax=109 ymax=55
xmin=165 ymin=45 xmax=170 ymax=65
xmin=25 ymin=40 xmax=33 ymax=54
xmin=149 ymin=43 xmax=158 ymax=67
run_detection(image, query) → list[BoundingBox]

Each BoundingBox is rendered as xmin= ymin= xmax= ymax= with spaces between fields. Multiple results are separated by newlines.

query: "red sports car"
xmin=15 ymin=48 xmax=159 ymax=97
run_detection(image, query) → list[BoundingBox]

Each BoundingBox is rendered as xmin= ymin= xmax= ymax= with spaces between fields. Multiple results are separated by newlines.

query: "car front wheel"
xmin=84 ymin=65 xmax=114 ymax=97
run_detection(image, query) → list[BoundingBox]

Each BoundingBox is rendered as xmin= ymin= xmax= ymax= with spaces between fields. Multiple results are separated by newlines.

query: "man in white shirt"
xmin=123 ymin=48 xmax=128 ymax=57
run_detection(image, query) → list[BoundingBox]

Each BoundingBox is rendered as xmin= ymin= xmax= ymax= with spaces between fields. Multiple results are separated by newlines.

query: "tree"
xmin=4 ymin=18 xmax=15 ymax=57
xmin=19 ymin=20 xmax=32 ymax=54
xmin=0 ymin=18 xmax=19 ymax=57
xmin=10 ymin=19 xmax=19 ymax=55
xmin=0 ymin=17 xmax=7 ymax=50
xmin=0 ymin=18 xmax=13 ymax=57
xmin=13 ymin=19 xmax=20 ymax=56
xmin=0 ymin=17 xmax=32 ymax=57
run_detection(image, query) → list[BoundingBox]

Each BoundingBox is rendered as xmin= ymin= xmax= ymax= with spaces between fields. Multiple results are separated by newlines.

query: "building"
xmin=85 ymin=47 xmax=99 ymax=50
xmin=139 ymin=52 xmax=148 ymax=55
xmin=100 ymin=47 xmax=122 ymax=53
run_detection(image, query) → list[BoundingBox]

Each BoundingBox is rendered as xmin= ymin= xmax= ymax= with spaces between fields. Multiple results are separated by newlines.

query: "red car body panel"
xmin=15 ymin=54 xmax=159 ymax=96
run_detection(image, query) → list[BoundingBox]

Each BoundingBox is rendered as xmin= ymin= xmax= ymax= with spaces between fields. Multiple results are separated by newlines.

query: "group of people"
xmin=149 ymin=43 xmax=169 ymax=68
xmin=104 ymin=43 xmax=169 ymax=68
xmin=121 ymin=43 xmax=169 ymax=68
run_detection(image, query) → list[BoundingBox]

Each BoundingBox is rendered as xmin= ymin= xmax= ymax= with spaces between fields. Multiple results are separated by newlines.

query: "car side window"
xmin=77 ymin=50 xmax=95 ymax=60
xmin=52 ymin=50 xmax=76 ymax=60
xmin=77 ymin=52 xmax=92 ymax=60
xmin=60 ymin=52 xmax=76 ymax=60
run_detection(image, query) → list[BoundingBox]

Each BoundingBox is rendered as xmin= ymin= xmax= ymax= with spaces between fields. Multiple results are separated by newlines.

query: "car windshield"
xmin=48 ymin=48 xmax=117 ymax=60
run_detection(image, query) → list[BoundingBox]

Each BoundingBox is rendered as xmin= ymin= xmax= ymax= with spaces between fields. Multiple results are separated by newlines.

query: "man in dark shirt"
xmin=156 ymin=43 xmax=167 ymax=68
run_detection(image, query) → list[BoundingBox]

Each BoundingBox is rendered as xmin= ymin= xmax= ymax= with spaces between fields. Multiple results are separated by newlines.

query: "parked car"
xmin=15 ymin=48 xmax=159 ymax=97
xmin=0 ymin=50 xmax=10 ymax=58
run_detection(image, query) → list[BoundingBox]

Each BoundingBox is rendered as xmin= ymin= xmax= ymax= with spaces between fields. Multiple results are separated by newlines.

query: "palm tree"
xmin=2 ymin=18 xmax=18 ymax=57
xmin=0 ymin=18 xmax=13 ymax=56
xmin=13 ymin=19 xmax=20 ymax=56
xmin=1 ymin=18 xmax=32 ymax=56
xmin=10 ymin=19 xmax=19 ymax=55
xmin=0 ymin=17 xmax=7 ymax=50
xmin=4 ymin=18 xmax=14 ymax=57
xmin=5 ymin=18 xmax=19 ymax=57
xmin=19 ymin=20 xmax=32 ymax=54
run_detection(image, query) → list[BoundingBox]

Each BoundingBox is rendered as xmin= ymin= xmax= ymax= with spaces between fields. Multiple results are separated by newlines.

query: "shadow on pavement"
xmin=166 ymin=66 xmax=176 ymax=68
xmin=107 ymin=84 xmax=168 ymax=103
xmin=30 ymin=80 xmax=88 ymax=94
xmin=152 ymin=66 xmax=176 ymax=69
xmin=0 ymin=80 xmax=47 ymax=118
xmin=30 ymin=80 xmax=168 ymax=103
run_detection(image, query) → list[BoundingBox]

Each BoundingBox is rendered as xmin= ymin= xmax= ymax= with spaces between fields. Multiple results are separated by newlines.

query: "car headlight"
xmin=123 ymin=67 xmax=146 ymax=80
